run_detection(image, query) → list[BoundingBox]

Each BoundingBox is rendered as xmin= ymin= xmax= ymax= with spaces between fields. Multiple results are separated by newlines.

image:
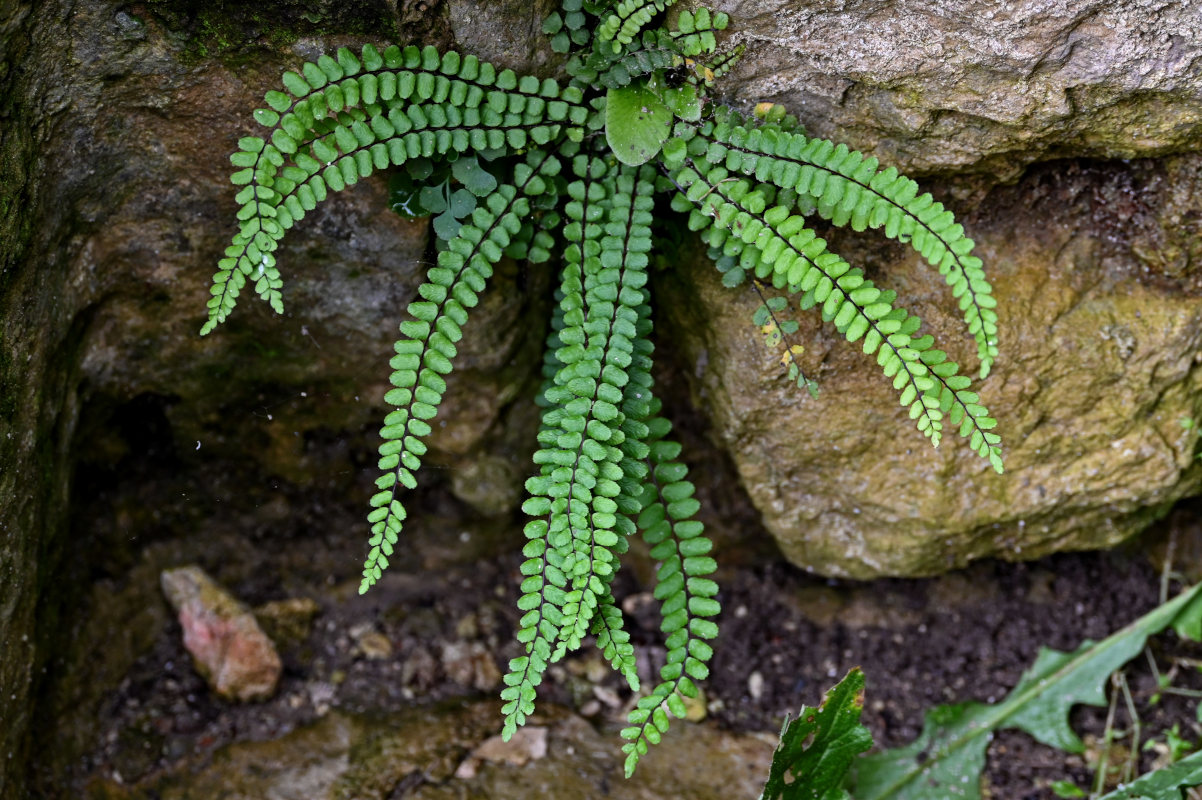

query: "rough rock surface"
xmin=102 ymin=703 xmax=772 ymax=800
xmin=2 ymin=0 xmax=1202 ymax=794
xmin=160 ymin=566 xmax=283 ymax=701
xmin=658 ymin=156 xmax=1202 ymax=578
xmin=0 ymin=3 xmax=551 ymax=792
xmin=718 ymin=0 xmax=1202 ymax=179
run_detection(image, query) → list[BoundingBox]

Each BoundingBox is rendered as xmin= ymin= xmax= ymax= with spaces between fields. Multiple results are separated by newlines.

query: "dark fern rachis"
xmin=201 ymin=0 xmax=1003 ymax=777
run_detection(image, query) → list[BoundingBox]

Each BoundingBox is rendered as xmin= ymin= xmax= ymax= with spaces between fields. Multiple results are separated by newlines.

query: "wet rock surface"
xmin=91 ymin=703 xmax=771 ymax=800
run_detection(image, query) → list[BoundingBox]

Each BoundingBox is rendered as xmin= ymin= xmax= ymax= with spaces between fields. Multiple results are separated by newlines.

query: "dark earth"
xmin=26 ymin=386 xmax=1202 ymax=799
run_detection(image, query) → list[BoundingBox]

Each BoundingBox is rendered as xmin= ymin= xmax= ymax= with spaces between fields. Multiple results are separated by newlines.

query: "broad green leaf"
xmin=448 ymin=187 xmax=476 ymax=217
xmin=761 ymin=668 xmax=873 ymax=800
xmin=452 ymin=155 xmax=499 ymax=197
xmin=658 ymin=84 xmax=701 ymax=122
xmin=854 ymin=584 xmax=1202 ymax=800
xmin=433 ymin=210 xmax=462 ymax=241
xmin=1172 ymin=588 xmax=1202 ymax=641
xmin=419 ymin=185 xmax=449 ymax=214
xmin=1095 ymin=748 xmax=1202 ymax=799
xmin=605 ymin=85 xmax=672 ymax=166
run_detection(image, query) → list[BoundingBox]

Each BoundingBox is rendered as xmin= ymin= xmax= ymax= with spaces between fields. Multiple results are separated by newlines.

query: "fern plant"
xmin=201 ymin=0 xmax=1003 ymax=777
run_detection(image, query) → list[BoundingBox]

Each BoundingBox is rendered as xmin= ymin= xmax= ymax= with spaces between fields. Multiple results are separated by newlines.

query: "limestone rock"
xmin=446 ymin=0 xmax=559 ymax=74
xmin=454 ymin=727 xmax=548 ymax=778
xmin=161 ymin=566 xmax=282 ymax=701
xmin=658 ymin=156 xmax=1202 ymax=578
xmin=716 ymin=0 xmax=1202 ymax=179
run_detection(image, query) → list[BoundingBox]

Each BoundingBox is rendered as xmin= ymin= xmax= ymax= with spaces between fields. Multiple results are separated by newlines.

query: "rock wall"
xmin=0 ymin=1 xmax=555 ymax=794
xmin=2 ymin=5 xmax=78 ymax=792
xmin=719 ymin=0 xmax=1202 ymax=179
xmin=659 ymin=156 xmax=1202 ymax=577
xmin=2 ymin=0 xmax=1201 ymax=793
xmin=648 ymin=0 xmax=1202 ymax=577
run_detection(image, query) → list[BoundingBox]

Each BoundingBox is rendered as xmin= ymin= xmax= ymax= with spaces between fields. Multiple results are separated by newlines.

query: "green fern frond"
xmin=203 ymin=43 xmax=586 ymax=334
xmin=549 ymin=163 xmax=636 ymax=641
xmin=503 ymin=151 xmax=615 ymax=733
xmin=695 ymin=109 xmax=999 ymax=377
xmin=665 ymin=151 xmax=1003 ymax=471
xmin=750 ymin=280 xmax=818 ymax=396
xmin=571 ymin=7 xmax=728 ymax=88
xmin=591 ymin=591 xmax=640 ymax=689
xmin=698 ymin=42 xmax=745 ymax=83
xmin=500 ymin=513 xmax=568 ymax=734
xmin=598 ymin=0 xmax=678 ymax=52
xmin=572 ymin=34 xmax=681 ymax=88
xmin=620 ymin=400 xmax=719 ymax=777
xmin=668 ymin=7 xmax=728 ymax=57
xmin=543 ymin=0 xmax=595 ymax=53
xmin=362 ymin=149 xmax=565 ymax=594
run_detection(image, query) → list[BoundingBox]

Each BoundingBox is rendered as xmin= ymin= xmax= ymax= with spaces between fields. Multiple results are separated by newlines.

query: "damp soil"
xmin=28 ymin=424 xmax=1202 ymax=798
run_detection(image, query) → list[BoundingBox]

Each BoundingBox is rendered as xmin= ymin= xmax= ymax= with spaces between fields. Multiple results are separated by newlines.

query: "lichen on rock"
xmin=657 ymin=155 xmax=1202 ymax=578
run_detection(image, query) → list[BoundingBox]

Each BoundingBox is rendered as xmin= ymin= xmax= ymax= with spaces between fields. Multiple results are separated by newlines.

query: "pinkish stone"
xmin=160 ymin=566 xmax=281 ymax=702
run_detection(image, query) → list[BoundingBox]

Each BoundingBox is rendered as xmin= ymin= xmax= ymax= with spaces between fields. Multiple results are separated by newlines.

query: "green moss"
xmin=138 ymin=1 xmax=402 ymax=67
xmin=0 ymin=331 xmax=16 ymax=424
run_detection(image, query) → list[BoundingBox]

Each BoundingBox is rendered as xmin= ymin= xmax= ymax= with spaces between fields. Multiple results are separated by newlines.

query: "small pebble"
xmin=748 ymin=670 xmax=765 ymax=702
xmin=160 ymin=566 xmax=282 ymax=702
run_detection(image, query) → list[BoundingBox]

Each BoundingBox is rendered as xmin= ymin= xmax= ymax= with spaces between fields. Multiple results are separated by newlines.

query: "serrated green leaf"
xmin=606 ymin=84 xmax=672 ymax=166
xmin=854 ymin=584 xmax=1202 ymax=800
xmin=1095 ymin=748 xmax=1202 ymax=799
xmin=761 ymin=668 xmax=872 ymax=800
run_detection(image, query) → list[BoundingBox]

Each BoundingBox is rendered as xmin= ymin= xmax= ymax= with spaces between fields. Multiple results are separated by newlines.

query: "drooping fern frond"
xmin=591 ymin=589 xmax=640 ymax=686
xmin=566 ymin=8 xmax=729 ymax=89
xmin=502 ymin=155 xmax=664 ymax=732
xmin=503 ymin=148 xmax=613 ymax=734
xmin=751 ymin=281 xmax=818 ymax=396
xmin=597 ymin=0 xmax=679 ymax=52
xmin=363 ymin=148 xmax=565 ymax=594
xmin=569 ymin=30 xmax=682 ymax=89
xmin=663 ymin=143 xmax=1003 ymax=469
xmin=621 ymin=397 xmax=718 ymax=776
xmin=542 ymin=0 xmax=593 ymax=54
xmin=203 ymin=44 xmax=586 ymax=334
xmin=206 ymin=0 xmax=1006 ymax=780
xmin=692 ymin=107 xmax=999 ymax=377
